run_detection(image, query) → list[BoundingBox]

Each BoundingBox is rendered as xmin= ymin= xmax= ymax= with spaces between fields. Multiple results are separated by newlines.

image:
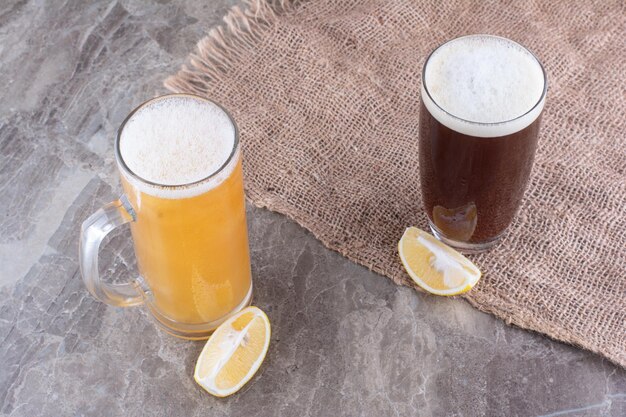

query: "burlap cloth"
xmin=166 ymin=0 xmax=626 ymax=367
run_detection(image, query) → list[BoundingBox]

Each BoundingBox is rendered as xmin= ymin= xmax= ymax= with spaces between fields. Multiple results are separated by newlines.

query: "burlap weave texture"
xmin=166 ymin=0 xmax=626 ymax=367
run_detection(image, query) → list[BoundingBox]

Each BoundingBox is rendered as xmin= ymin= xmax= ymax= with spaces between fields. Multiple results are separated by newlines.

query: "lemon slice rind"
xmin=398 ymin=227 xmax=481 ymax=296
xmin=194 ymin=306 xmax=270 ymax=397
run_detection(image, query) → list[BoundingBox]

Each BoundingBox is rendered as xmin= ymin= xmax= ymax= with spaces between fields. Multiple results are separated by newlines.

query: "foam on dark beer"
xmin=421 ymin=35 xmax=546 ymax=138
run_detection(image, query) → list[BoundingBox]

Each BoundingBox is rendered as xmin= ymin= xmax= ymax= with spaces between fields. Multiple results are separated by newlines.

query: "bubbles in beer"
xmin=119 ymin=95 xmax=236 ymax=198
xmin=422 ymin=35 xmax=545 ymax=137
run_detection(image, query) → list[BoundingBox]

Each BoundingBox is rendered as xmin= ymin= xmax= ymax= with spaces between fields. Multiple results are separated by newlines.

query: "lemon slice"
xmin=194 ymin=306 xmax=270 ymax=397
xmin=398 ymin=227 xmax=481 ymax=296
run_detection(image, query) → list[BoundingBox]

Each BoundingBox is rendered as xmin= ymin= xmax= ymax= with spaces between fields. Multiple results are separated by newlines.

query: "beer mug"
xmin=80 ymin=94 xmax=253 ymax=339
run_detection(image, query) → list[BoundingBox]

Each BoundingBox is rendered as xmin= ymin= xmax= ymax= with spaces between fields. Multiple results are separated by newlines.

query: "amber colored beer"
xmin=116 ymin=94 xmax=252 ymax=334
xmin=120 ymin=156 xmax=251 ymax=325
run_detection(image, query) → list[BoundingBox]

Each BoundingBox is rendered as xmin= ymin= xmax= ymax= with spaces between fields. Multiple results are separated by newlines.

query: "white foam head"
xmin=117 ymin=95 xmax=237 ymax=199
xmin=422 ymin=35 xmax=546 ymax=137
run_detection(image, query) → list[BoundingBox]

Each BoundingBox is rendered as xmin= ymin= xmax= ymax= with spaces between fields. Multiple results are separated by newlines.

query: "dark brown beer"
xmin=419 ymin=102 xmax=541 ymax=243
xmin=419 ymin=35 xmax=546 ymax=251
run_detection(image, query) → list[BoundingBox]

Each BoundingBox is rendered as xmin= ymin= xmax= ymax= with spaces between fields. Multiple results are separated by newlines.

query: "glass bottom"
xmin=146 ymin=282 xmax=254 ymax=340
xmin=428 ymin=220 xmax=503 ymax=254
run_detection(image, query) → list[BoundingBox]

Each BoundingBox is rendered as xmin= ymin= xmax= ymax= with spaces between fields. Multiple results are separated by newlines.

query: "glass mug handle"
xmin=79 ymin=195 xmax=144 ymax=307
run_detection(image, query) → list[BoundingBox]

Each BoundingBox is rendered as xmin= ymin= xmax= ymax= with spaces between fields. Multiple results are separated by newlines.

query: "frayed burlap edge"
xmin=165 ymin=0 xmax=625 ymax=368
xmin=165 ymin=0 xmax=298 ymax=92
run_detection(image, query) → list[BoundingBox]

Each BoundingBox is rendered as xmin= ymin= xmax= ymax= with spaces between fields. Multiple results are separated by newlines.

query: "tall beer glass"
xmin=80 ymin=94 xmax=252 ymax=339
xmin=419 ymin=35 xmax=547 ymax=252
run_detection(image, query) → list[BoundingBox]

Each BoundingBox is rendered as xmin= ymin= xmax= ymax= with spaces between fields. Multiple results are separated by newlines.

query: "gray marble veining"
xmin=0 ymin=1 xmax=624 ymax=416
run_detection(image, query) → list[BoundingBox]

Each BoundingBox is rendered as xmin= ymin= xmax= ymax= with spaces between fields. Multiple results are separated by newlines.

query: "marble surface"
xmin=0 ymin=1 xmax=624 ymax=416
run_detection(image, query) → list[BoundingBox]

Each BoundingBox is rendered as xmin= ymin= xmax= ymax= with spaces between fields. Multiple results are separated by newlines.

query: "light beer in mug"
xmin=80 ymin=94 xmax=252 ymax=339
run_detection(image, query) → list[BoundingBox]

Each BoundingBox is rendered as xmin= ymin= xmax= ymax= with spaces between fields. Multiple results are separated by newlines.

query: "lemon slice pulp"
xmin=195 ymin=306 xmax=270 ymax=397
xmin=398 ymin=227 xmax=481 ymax=296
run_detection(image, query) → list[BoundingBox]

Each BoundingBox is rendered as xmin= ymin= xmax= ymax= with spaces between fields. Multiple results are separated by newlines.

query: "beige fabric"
xmin=165 ymin=0 xmax=626 ymax=367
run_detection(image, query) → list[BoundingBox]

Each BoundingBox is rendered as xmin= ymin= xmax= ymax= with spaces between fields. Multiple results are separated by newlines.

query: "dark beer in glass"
xmin=419 ymin=35 xmax=547 ymax=252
